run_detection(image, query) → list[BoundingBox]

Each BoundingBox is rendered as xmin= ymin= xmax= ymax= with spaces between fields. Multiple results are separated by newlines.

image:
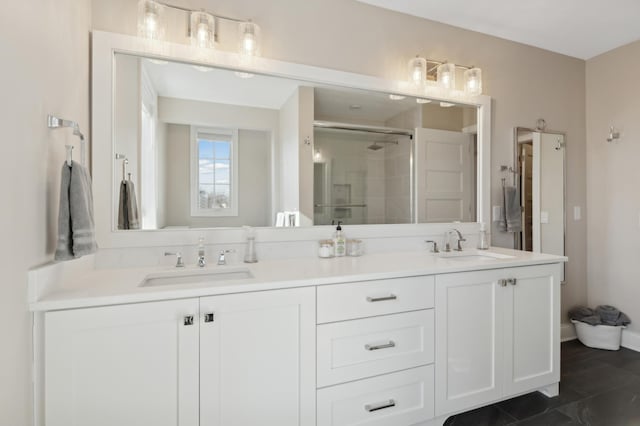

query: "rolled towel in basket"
xmin=596 ymin=305 xmax=631 ymax=326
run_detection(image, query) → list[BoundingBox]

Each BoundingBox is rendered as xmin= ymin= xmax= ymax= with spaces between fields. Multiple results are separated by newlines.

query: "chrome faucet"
xmin=445 ymin=229 xmax=466 ymax=252
xmin=425 ymin=240 xmax=440 ymax=253
xmin=197 ymin=236 xmax=206 ymax=268
xmin=217 ymin=249 xmax=236 ymax=266
xmin=164 ymin=252 xmax=185 ymax=268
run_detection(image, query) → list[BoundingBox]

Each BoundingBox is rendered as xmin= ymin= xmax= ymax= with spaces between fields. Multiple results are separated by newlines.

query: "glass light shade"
xmin=464 ymin=67 xmax=482 ymax=96
xmin=416 ymin=98 xmax=432 ymax=104
xmin=388 ymin=94 xmax=406 ymax=100
xmin=137 ymin=0 xmax=166 ymax=41
xmin=437 ymin=62 xmax=456 ymax=90
xmin=190 ymin=11 xmax=215 ymax=49
xmin=408 ymin=56 xmax=427 ymax=87
xmin=238 ymin=21 xmax=261 ymax=56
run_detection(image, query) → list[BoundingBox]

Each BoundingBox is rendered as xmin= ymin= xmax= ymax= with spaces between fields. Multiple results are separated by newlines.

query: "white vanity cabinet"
xmin=45 ymin=298 xmax=200 ymax=426
xmin=434 ymin=264 xmax=561 ymax=416
xmin=199 ymin=287 xmax=316 ymax=426
xmin=44 ymin=287 xmax=316 ymax=426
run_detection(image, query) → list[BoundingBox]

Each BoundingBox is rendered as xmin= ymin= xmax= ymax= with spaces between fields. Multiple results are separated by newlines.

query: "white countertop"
xmin=30 ymin=247 xmax=566 ymax=312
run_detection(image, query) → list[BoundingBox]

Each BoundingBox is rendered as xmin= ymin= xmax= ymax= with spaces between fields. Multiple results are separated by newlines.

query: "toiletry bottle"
xmin=477 ymin=222 xmax=489 ymax=250
xmin=243 ymin=226 xmax=258 ymax=263
xmin=197 ymin=236 xmax=206 ymax=267
xmin=334 ymin=222 xmax=346 ymax=257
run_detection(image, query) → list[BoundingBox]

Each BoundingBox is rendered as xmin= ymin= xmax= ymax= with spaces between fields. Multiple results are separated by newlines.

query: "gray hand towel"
xmin=596 ymin=305 xmax=631 ymax=326
xmin=55 ymin=161 xmax=97 ymax=260
xmin=118 ymin=179 xmax=140 ymax=230
xmin=498 ymin=185 xmax=522 ymax=233
xmin=569 ymin=306 xmax=602 ymax=325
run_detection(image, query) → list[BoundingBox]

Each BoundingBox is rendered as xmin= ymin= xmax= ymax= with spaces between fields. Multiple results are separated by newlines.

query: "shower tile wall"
xmin=383 ymin=140 xmax=412 ymax=223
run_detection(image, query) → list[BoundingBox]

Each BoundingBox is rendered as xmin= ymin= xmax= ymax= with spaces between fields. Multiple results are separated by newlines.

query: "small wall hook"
xmin=606 ymin=126 xmax=620 ymax=143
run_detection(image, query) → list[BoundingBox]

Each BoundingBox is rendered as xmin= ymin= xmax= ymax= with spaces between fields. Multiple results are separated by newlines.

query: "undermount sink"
xmin=437 ymin=250 xmax=515 ymax=261
xmin=140 ymin=268 xmax=254 ymax=287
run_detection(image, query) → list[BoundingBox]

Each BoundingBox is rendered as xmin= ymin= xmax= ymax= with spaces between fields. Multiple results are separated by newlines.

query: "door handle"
xmin=366 ymin=294 xmax=397 ymax=302
xmin=365 ymin=341 xmax=396 ymax=351
xmin=365 ymin=399 xmax=396 ymax=412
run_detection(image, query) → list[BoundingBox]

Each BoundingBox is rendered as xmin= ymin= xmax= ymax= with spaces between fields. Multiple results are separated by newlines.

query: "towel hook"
xmin=65 ymin=145 xmax=74 ymax=167
xmin=48 ymin=114 xmax=86 ymax=166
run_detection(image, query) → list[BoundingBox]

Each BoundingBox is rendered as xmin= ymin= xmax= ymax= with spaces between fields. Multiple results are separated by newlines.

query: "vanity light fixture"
xmin=416 ymin=98 xmax=432 ymax=104
xmin=408 ymin=55 xmax=427 ymax=87
xmin=137 ymin=0 xmax=166 ymax=41
xmin=388 ymin=94 xmax=406 ymax=100
xmin=464 ymin=67 xmax=482 ymax=96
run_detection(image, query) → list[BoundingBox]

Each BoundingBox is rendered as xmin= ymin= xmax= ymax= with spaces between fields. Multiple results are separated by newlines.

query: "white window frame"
xmin=190 ymin=126 xmax=239 ymax=217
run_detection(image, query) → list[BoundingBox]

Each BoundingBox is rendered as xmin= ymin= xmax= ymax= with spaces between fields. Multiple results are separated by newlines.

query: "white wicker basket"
xmin=571 ymin=319 xmax=625 ymax=351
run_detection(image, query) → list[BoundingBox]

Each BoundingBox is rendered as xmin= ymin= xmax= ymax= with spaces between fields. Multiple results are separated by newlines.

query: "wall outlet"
xmin=573 ymin=206 xmax=581 ymax=221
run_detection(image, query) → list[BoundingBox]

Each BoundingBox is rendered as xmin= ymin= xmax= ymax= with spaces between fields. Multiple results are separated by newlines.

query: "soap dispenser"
xmin=334 ymin=222 xmax=346 ymax=257
xmin=243 ymin=226 xmax=258 ymax=263
xmin=197 ymin=236 xmax=206 ymax=267
xmin=477 ymin=222 xmax=490 ymax=250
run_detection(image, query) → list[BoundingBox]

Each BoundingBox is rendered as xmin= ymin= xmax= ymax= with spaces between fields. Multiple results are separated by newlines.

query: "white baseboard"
xmin=561 ymin=322 xmax=576 ymax=342
xmin=622 ymin=329 xmax=640 ymax=352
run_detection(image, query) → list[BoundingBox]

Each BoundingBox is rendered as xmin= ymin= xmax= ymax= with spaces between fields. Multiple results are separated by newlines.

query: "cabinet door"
xmin=45 ymin=299 xmax=199 ymax=426
xmin=504 ymin=264 xmax=561 ymax=395
xmin=435 ymin=270 xmax=504 ymax=416
xmin=200 ymin=287 xmax=316 ymax=426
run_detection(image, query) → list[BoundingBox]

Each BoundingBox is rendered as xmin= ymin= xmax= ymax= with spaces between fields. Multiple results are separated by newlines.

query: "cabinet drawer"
xmin=317 ymin=310 xmax=434 ymax=387
xmin=317 ymin=365 xmax=434 ymax=426
xmin=317 ymin=275 xmax=434 ymax=323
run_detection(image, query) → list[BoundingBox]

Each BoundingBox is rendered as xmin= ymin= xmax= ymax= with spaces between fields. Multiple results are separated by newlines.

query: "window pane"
xmin=199 ymin=158 xmax=214 ymax=184
xmin=199 ymin=140 xmax=214 ymax=158
xmin=215 ymin=160 xmax=230 ymax=184
xmin=214 ymin=141 xmax=231 ymax=159
xmin=213 ymin=185 xmax=230 ymax=209
xmin=198 ymin=184 xmax=214 ymax=209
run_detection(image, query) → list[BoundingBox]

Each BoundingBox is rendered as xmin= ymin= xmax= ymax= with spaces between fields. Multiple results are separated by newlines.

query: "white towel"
xmin=55 ymin=161 xmax=97 ymax=260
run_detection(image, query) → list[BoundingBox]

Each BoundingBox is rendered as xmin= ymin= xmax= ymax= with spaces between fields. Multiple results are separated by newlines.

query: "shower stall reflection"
xmin=313 ymin=127 xmax=412 ymax=225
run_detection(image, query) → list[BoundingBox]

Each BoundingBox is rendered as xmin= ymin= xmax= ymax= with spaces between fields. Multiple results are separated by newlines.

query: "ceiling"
xmin=356 ymin=0 xmax=640 ymax=59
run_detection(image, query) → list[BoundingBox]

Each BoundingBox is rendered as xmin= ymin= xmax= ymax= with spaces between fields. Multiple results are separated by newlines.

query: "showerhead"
xmin=367 ymin=140 xmax=398 ymax=151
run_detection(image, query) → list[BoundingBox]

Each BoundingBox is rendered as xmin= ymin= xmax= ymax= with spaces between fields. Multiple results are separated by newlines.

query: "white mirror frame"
xmin=92 ymin=31 xmax=491 ymax=248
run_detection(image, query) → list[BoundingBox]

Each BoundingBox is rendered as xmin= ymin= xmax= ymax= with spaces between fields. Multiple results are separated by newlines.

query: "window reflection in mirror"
xmin=113 ymin=53 xmax=479 ymax=230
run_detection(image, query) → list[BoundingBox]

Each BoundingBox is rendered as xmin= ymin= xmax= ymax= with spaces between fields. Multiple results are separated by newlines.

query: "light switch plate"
xmin=541 ymin=211 xmax=549 ymax=224
xmin=493 ymin=205 xmax=502 ymax=221
xmin=574 ymin=206 xmax=581 ymax=221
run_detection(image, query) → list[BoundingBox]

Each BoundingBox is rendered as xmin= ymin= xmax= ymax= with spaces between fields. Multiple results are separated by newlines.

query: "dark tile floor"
xmin=444 ymin=340 xmax=640 ymax=426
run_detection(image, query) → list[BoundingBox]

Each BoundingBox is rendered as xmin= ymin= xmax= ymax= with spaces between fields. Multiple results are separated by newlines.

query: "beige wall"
xmin=586 ymin=40 xmax=640 ymax=333
xmin=0 ymin=0 xmax=92 ymax=424
xmin=92 ymin=0 xmax=587 ymax=321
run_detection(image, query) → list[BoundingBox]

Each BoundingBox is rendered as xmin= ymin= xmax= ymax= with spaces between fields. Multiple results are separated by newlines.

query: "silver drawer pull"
xmin=365 ymin=341 xmax=396 ymax=351
xmin=204 ymin=313 xmax=215 ymax=323
xmin=507 ymin=278 xmax=517 ymax=286
xmin=366 ymin=294 xmax=397 ymax=303
xmin=183 ymin=315 xmax=194 ymax=326
xmin=365 ymin=399 xmax=396 ymax=412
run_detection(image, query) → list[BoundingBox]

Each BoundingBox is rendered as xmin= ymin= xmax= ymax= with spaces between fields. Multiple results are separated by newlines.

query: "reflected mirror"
xmin=514 ymin=127 xmax=566 ymax=280
xmin=113 ymin=52 xmax=479 ymax=230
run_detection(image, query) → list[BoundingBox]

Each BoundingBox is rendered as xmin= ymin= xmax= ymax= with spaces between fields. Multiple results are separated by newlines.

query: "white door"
xmin=435 ymin=270 xmax=504 ymax=416
xmin=199 ymin=287 xmax=316 ymax=426
xmin=503 ymin=264 xmax=561 ymax=395
xmin=45 ymin=299 xmax=200 ymax=426
xmin=415 ymin=128 xmax=474 ymax=222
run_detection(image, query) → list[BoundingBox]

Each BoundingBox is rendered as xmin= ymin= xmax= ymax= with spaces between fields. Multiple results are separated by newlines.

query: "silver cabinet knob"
xmin=183 ymin=315 xmax=194 ymax=326
xmin=204 ymin=313 xmax=215 ymax=323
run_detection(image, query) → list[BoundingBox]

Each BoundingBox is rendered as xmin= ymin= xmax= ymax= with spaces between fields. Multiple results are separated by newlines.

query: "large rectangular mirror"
xmin=92 ymin=31 xmax=491 ymax=246
xmin=112 ymin=52 xmax=479 ymax=230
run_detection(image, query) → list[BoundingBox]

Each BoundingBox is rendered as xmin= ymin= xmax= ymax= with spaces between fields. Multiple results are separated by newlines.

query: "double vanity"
xmin=31 ymin=248 xmax=564 ymax=426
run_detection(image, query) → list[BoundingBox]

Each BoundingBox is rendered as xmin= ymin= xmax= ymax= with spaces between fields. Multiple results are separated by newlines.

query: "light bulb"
xmin=408 ymin=56 xmax=427 ymax=87
xmin=437 ymin=62 xmax=456 ymax=90
xmin=464 ymin=67 xmax=482 ymax=96
xmin=137 ymin=0 xmax=165 ymax=41
xmin=238 ymin=21 xmax=261 ymax=57
xmin=190 ymin=11 xmax=215 ymax=49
